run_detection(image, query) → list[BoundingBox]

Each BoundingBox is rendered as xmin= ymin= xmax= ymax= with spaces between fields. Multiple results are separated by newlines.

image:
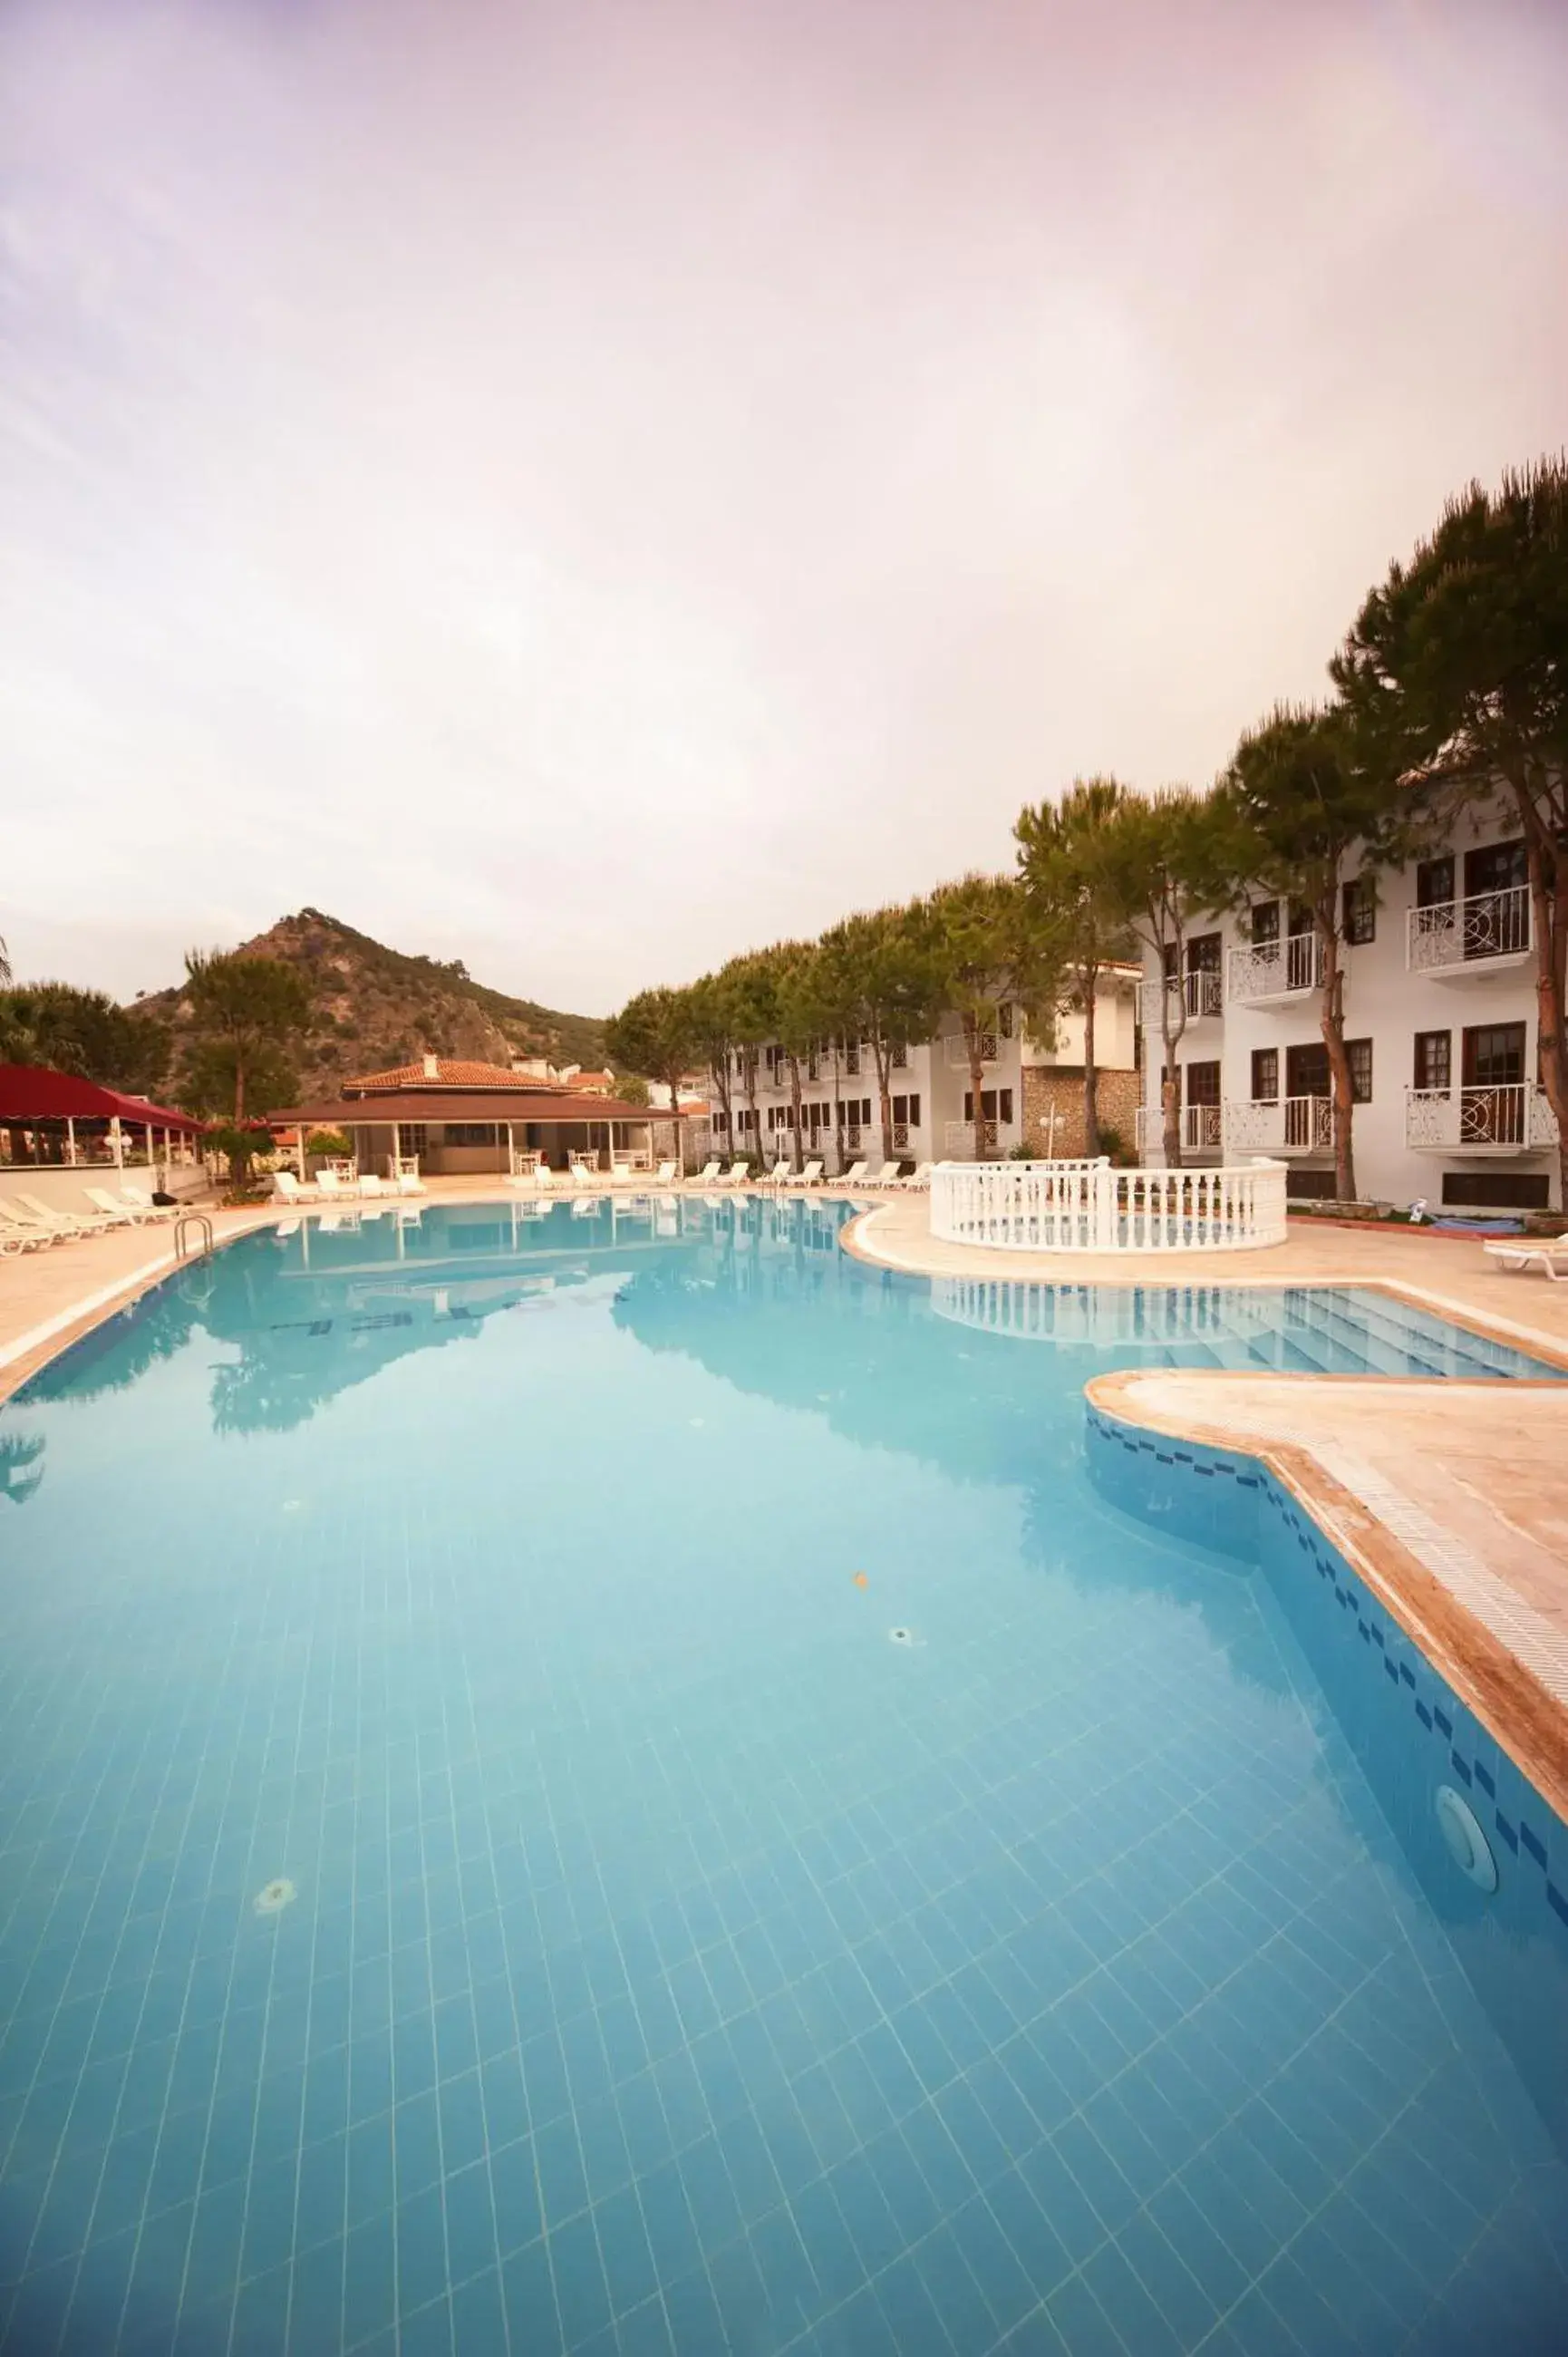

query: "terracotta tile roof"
xmin=344 ymin=1058 xmax=554 ymax=1092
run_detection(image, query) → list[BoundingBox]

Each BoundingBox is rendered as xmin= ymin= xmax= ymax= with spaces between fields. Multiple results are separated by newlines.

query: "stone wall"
xmin=1021 ymin=1065 xmax=1143 ymax=1160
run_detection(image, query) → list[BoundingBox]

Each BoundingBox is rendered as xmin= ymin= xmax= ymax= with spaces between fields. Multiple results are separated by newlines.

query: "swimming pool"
xmin=1 ymin=1198 xmax=1564 ymax=2354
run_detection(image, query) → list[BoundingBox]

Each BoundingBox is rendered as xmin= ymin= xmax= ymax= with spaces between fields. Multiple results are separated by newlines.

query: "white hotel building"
xmin=1136 ymin=807 xmax=1562 ymax=1213
xmin=708 ymin=967 xmax=1142 ymax=1170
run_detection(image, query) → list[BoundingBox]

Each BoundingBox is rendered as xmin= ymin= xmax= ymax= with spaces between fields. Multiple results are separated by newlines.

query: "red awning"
xmin=0 ymin=1064 xmax=203 ymax=1133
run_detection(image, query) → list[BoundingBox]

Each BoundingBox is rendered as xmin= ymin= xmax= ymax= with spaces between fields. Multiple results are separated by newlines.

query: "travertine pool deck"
xmin=848 ymin=1194 xmax=1568 ymax=1818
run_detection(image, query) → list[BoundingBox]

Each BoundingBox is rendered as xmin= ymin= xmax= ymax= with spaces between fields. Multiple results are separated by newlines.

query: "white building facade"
xmin=1136 ymin=808 xmax=1561 ymax=1212
xmin=708 ymin=967 xmax=1142 ymax=1170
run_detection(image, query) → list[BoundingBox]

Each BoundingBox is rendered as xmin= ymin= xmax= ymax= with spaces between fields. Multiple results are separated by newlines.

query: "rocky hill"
xmin=140 ymin=908 xmax=605 ymax=1102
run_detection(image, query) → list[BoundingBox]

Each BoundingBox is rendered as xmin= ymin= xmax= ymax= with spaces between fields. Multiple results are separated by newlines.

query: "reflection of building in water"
xmin=931 ymin=1278 xmax=1291 ymax=1349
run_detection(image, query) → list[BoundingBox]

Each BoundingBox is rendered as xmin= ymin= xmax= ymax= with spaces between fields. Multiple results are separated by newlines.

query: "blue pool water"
xmin=1 ymin=1197 xmax=1564 ymax=2355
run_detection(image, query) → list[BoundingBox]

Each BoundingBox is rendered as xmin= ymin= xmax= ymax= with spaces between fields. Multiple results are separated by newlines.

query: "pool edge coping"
xmin=1083 ymin=1371 xmax=1568 ymax=1828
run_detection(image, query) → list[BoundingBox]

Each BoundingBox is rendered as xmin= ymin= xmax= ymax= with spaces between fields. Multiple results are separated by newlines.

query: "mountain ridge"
xmin=139 ymin=907 xmax=605 ymax=1103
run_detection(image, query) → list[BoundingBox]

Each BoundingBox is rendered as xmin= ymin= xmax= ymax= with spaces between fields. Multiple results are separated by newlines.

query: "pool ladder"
xmin=173 ymin=1212 xmax=214 ymax=1262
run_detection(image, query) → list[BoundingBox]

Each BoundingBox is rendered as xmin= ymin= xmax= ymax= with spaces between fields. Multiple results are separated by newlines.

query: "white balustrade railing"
xmin=930 ymin=1157 xmax=1288 ymax=1253
xmin=945 ymin=1033 xmax=998 ymax=1068
xmin=1405 ymin=1084 xmax=1557 ymax=1151
xmin=1225 ymin=934 xmax=1323 ymax=1004
xmin=1222 ymin=1096 xmax=1333 ymax=1154
xmin=1138 ymin=969 xmax=1224 ymax=1025
xmin=1407 ymin=886 xmax=1531 ymax=974
xmin=1138 ymin=1103 xmax=1224 ymax=1156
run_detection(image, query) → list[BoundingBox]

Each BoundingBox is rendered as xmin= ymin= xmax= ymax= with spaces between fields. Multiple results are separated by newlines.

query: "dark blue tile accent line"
xmin=1084 ymin=1395 xmax=1565 ymax=2158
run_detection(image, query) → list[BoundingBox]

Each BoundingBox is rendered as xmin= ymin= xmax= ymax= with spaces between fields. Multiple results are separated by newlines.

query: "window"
xmin=1347 ymin=1039 xmax=1372 ymax=1103
xmin=890 ymin=1042 xmax=908 ymax=1069
xmin=1251 ymin=1048 xmax=1278 ymax=1103
xmin=1441 ymin=1171 xmax=1549 ymax=1209
xmin=891 ymin=1094 xmax=921 ymax=1126
xmin=1184 ymin=1062 xmax=1221 ymax=1108
xmin=714 ymin=1108 xmax=730 ymax=1131
xmin=999 ymin=1088 xmax=1013 ymax=1124
xmin=1285 ymin=1043 xmax=1330 ymax=1099
xmin=1186 ymin=932 xmax=1222 ymax=974
xmin=1162 ymin=941 xmax=1179 ymax=979
xmin=1413 ymin=1031 xmax=1450 ymax=1092
xmin=443 ymin=1123 xmax=498 ymax=1147
xmin=1287 ymin=899 xmax=1313 ymax=938
xmin=1465 ymin=839 xmax=1527 ymax=897
xmin=1463 ymin=1023 xmax=1525 ymax=1088
xmin=1250 ymin=901 xmax=1280 ymax=947
xmin=1416 ymin=855 xmax=1455 ymax=910
xmin=836 ymin=1098 xmax=870 ymax=1126
xmin=1341 ymin=878 xmax=1376 ymax=946
xmin=963 ymin=1089 xmax=1013 ymax=1122
xmin=397 ymin=1124 xmax=428 ymax=1159
xmin=998 ymin=1002 xmax=1014 ymax=1039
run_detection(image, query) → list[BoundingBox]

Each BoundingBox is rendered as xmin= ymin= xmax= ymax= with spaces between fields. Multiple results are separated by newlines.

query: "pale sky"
xmin=3 ymin=0 xmax=1565 ymax=1016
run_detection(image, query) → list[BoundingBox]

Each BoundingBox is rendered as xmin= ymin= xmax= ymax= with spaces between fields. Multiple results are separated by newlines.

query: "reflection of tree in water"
xmin=22 ymin=1281 xmax=200 ymax=1404
xmin=0 ymin=1430 xmax=45 ymax=1506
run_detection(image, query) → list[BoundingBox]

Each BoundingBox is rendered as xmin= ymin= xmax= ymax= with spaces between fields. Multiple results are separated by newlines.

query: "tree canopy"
xmin=1333 ymin=455 xmax=1568 ymax=1196
xmin=182 ymin=949 xmax=310 ymax=1120
xmin=0 ymin=979 xmax=170 ymax=1094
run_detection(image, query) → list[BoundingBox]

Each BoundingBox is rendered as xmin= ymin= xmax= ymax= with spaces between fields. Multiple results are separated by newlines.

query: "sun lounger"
xmin=82 ymin=1187 xmax=144 ymax=1227
xmin=651 ymin=1160 xmax=679 ymax=1187
xmin=17 ymin=1191 xmax=121 ymax=1237
xmin=688 ymin=1160 xmax=722 ymax=1187
xmin=767 ymin=1159 xmax=793 ymax=1188
xmin=839 ymin=1161 xmax=869 ymax=1187
xmin=866 ymin=1160 xmax=903 ymax=1186
xmin=395 ymin=1170 xmax=426 ymax=1197
xmin=112 ymin=1183 xmax=179 ymax=1221
xmin=83 ymin=1185 xmax=155 ymax=1226
xmin=893 ymin=1161 xmax=934 ymax=1189
xmin=315 ymin=1169 xmax=353 ymax=1199
xmin=358 ymin=1174 xmax=387 ymax=1198
xmin=0 ymin=1199 xmax=62 ymax=1249
xmin=271 ymin=1170 xmax=320 ymax=1205
xmin=1483 ymin=1233 xmax=1568 ymax=1282
xmin=715 ymin=1161 xmax=749 ymax=1188
xmin=785 ymin=1159 xmax=824 ymax=1188
xmin=571 ymin=1163 xmax=603 ymax=1189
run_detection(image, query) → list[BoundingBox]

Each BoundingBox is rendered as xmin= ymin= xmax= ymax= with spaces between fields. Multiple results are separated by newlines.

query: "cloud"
xmin=3 ymin=0 xmax=1566 ymax=1012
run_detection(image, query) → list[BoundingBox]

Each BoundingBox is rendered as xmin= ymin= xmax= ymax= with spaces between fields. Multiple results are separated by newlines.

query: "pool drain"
xmin=888 ymin=1626 xmax=922 ymax=1648
xmin=254 ymin=1877 xmax=297 ymax=1916
xmin=1434 ymin=1787 xmax=1497 ymax=1893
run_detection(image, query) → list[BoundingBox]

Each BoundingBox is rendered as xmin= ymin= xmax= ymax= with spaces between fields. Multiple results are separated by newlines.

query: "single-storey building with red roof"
xmin=276 ymin=1055 xmax=676 ymax=1179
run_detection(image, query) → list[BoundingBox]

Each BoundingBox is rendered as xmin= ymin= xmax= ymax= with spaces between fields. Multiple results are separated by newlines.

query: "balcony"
xmin=945 ymin=1033 xmax=998 ymax=1068
xmin=1406 ymin=886 xmax=1533 ymax=980
xmin=1405 ymin=1084 xmax=1556 ymax=1155
xmin=1225 ymin=935 xmax=1323 ymax=1009
xmin=1224 ymin=1096 xmax=1332 ymax=1155
xmin=1139 ymin=969 xmax=1224 ymax=1027
xmin=1135 ymin=1104 xmax=1223 ymax=1161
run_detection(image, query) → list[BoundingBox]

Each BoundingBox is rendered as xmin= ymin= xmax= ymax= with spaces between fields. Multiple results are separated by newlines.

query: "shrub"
xmin=306 ymin=1128 xmax=353 ymax=1157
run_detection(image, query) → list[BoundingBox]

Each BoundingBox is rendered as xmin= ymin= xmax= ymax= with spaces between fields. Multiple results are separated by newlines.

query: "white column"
xmin=111 ymin=1116 xmax=123 ymax=1170
xmin=65 ymin=1116 xmax=77 ymax=1166
xmin=507 ymin=1120 xmax=515 ymax=1177
xmin=296 ymin=1126 xmax=308 ymax=1181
